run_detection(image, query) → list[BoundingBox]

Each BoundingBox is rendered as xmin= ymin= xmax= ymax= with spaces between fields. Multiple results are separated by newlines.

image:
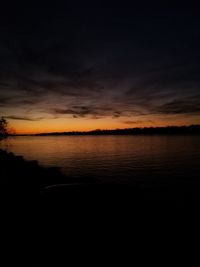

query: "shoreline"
xmin=1 ymin=148 xmax=200 ymax=210
xmin=0 ymin=148 xmax=90 ymax=194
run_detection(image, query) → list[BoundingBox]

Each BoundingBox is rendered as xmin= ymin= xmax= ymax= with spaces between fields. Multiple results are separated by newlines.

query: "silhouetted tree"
xmin=0 ymin=117 xmax=8 ymax=138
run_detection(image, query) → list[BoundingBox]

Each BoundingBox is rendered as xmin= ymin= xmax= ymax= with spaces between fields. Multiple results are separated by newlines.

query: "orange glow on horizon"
xmin=8 ymin=115 xmax=200 ymax=135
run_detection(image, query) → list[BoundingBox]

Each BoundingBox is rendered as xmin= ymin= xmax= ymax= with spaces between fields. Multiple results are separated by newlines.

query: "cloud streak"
xmin=5 ymin=116 xmax=44 ymax=121
xmin=156 ymin=97 xmax=200 ymax=115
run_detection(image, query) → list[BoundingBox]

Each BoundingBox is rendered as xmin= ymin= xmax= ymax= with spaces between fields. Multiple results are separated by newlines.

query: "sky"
xmin=0 ymin=2 xmax=200 ymax=133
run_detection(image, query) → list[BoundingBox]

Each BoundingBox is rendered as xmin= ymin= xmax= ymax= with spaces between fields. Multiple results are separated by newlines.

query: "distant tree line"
xmin=33 ymin=125 xmax=200 ymax=136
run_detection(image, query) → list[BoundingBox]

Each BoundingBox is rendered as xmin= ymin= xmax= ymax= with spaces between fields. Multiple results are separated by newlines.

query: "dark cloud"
xmin=0 ymin=5 xmax=200 ymax=124
xmin=126 ymin=64 xmax=200 ymax=100
xmin=52 ymin=106 xmax=121 ymax=119
xmin=5 ymin=116 xmax=44 ymax=121
xmin=1 ymin=59 xmax=200 ymax=119
xmin=122 ymin=120 xmax=154 ymax=125
xmin=156 ymin=97 xmax=200 ymax=115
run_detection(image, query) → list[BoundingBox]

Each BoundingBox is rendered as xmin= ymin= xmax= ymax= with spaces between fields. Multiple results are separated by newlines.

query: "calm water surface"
xmin=1 ymin=135 xmax=200 ymax=183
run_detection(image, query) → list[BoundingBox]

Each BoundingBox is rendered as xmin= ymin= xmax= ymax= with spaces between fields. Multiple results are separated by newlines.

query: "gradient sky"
xmin=0 ymin=3 xmax=200 ymax=133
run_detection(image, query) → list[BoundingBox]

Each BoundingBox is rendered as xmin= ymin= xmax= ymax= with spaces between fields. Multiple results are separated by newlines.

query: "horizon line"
xmin=9 ymin=124 xmax=200 ymax=136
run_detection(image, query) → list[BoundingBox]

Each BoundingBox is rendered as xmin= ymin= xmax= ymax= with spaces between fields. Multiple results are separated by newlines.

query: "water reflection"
xmin=1 ymin=135 xmax=200 ymax=183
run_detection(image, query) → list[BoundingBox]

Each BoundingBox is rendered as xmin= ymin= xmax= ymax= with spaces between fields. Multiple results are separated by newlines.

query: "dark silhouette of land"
xmin=12 ymin=124 xmax=200 ymax=136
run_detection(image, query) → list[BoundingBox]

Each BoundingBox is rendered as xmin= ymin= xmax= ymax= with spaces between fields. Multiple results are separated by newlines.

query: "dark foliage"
xmin=0 ymin=117 xmax=8 ymax=138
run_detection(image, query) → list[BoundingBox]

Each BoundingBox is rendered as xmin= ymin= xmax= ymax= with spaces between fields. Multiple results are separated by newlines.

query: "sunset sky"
xmin=0 ymin=3 xmax=200 ymax=134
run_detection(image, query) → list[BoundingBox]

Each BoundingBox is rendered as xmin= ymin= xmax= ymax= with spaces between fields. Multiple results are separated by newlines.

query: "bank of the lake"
xmin=1 ymin=146 xmax=200 ymax=210
xmin=0 ymin=149 xmax=79 ymax=195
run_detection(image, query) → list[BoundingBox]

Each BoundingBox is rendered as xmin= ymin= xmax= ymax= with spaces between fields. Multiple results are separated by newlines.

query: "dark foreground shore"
xmin=0 ymin=148 xmax=80 ymax=194
xmin=1 ymin=148 xmax=200 ymax=265
xmin=1 ymin=147 xmax=200 ymax=209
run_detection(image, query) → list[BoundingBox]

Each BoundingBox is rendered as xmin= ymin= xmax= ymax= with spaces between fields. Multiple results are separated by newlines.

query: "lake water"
xmin=1 ymin=135 xmax=200 ymax=184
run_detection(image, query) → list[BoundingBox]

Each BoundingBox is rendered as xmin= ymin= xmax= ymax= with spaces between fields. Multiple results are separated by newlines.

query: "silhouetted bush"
xmin=0 ymin=117 xmax=8 ymax=138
